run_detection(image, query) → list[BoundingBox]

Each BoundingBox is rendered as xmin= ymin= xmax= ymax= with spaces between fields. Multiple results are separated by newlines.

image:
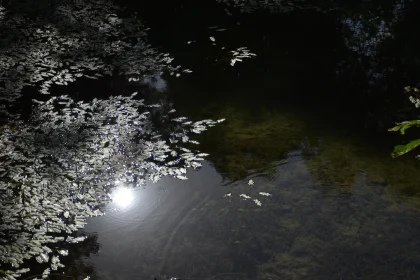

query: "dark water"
xmin=54 ymin=0 xmax=420 ymax=279
xmin=84 ymin=162 xmax=226 ymax=280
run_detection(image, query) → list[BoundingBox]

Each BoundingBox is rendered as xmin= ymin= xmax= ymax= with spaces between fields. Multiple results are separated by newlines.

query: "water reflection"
xmin=40 ymin=0 xmax=420 ymax=279
xmin=80 ymin=153 xmax=420 ymax=280
xmin=84 ymin=161 xmax=227 ymax=280
xmin=141 ymin=75 xmax=168 ymax=93
xmin=111 ymin=186 xmax=135 ymax=209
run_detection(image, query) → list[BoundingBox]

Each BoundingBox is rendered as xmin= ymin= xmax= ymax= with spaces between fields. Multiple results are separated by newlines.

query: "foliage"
xmin=0 ymin=0 xmax=221 ymax=279
xmin=389 ymin=86 xmax=420 ymax=159
xmin=0 ymin=93 xmax=224 ymax=279
xmin=0 ymin=0 xmax=189 ymax=107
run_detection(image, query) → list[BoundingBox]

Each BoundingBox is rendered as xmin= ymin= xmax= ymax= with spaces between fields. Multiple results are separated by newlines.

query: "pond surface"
xmin=85 ymin=156 xmax=420 ymax=279
xmin=2 ymin=0 xmax=420 ymax=279
xmin=60 ymin=1 xmax=420 ymax=279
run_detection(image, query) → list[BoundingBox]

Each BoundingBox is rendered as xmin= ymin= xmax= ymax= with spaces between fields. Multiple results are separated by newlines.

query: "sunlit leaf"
xmin=391 ymin=139 xmax=420 ymax=158
xmin=389 ymin=120 xmax=420 ymax=135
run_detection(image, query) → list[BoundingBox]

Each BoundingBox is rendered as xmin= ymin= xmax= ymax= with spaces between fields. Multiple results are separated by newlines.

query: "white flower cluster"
xmin=0 ymin=93 xmax=224 ymax=279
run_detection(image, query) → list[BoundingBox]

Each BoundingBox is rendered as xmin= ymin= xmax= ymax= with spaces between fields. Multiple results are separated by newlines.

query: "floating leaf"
xmin=259 ymin=192 xmax=272 ymax=196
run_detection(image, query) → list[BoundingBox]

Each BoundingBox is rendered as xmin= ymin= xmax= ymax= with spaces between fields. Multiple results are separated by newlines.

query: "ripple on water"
xmin=83 ymin=154 xmax=420 ymax=280
xmin=84 ymin=161 xmax=227 ymax=279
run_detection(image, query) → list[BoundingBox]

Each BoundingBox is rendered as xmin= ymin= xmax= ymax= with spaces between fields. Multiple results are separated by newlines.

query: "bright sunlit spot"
xmin=111 ymin=187 xmax=134 ymax=208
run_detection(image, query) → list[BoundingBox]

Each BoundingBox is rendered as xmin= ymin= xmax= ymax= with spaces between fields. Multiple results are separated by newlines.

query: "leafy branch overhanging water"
xmin=0 ymin=93 xmax=224 ymax=279
xmin=0 ymin=0 xmax=224 ymax=278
